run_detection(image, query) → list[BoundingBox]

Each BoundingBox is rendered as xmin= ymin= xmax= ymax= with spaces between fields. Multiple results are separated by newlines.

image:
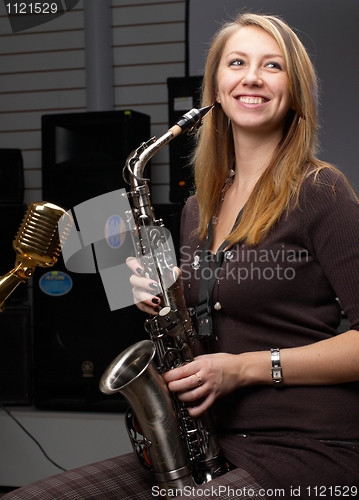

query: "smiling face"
xmin=216 ymin=25 xmax=292 ymax=137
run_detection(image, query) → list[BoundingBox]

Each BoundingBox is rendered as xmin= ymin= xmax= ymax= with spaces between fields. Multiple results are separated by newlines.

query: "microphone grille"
xmin=14 ymin=202 xmax=69 ymax=267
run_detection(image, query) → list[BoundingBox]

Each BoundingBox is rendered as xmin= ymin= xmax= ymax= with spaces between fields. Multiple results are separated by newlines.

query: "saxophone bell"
xmin=100 ymin=340 xmax=197 ymax=495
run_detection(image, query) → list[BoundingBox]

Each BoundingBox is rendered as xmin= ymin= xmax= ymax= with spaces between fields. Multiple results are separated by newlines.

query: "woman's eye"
xmin=266 ymin=62 xmax=282 ymax=70
xmin=229 ymin=59 xmax=244 ymax=67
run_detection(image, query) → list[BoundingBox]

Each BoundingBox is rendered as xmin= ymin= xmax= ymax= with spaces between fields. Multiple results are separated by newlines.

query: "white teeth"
xmin=239 ymin=96 xmax=265 ymax=104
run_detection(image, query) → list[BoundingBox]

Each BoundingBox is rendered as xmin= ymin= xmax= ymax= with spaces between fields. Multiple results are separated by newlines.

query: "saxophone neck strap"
xmin=195 ymin=209 xmax=243 ymax=342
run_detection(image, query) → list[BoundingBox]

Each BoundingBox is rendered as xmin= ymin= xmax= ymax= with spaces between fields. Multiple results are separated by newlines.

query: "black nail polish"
xmin=153 ymin=306 xmax=160 ymax=313
xmin=152 ymin=298 xmax=159 ymax=305
xmin=136 ymin=267 xmax=144 ymax=275
xmin=149 ymin=283 xmax=158 ymax=290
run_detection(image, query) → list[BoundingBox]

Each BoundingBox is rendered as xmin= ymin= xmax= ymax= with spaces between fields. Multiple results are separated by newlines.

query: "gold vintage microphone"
xmin=0 ymin=201 xmax=71 ymax=312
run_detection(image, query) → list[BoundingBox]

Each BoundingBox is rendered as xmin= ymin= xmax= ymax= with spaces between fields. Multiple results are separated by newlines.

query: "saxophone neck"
xmin=131 ymin=131 xmax=173 ymax=186
xmin=126 ymin=104 xmax=214 ymax=190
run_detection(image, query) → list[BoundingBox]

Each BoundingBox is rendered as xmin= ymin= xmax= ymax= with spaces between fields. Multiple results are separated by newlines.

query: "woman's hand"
xmin=126 ymin=257 xmax=185 ymax=317
xmin=126 ymin=257 xmax=162 ymax=315
xmin=162 ymin=352 xmax=243 ymax=418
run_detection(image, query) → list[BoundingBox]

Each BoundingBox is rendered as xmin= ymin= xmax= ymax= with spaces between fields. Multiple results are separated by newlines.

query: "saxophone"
xmin=99 ymin=106 xmax=229 ymax=498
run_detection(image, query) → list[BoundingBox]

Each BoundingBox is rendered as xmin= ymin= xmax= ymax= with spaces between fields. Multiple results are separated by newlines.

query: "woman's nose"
xmin=241 ymin=67 xmax=263 ymax=86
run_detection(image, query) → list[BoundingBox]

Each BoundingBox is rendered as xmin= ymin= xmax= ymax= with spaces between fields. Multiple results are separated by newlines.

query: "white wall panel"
xmin=113 ymin=22 xmax=184 ymax=46
xmin=0 ymin=69 xmax=86 ymax=93
xmin=0 ymin=130 xmax=41 ymax=150
xmin=0 ymin=30 xmax=84 ymax=54
xmin=0 ymin=49 xmax=85 ymax=73
xmin=151 ymin=162 xmax=170 ymax=184
xmin=22 ymin=150 xmax=42 ymax=170
xmin=151 ymin=184 xmax=171 ymax=204
xmin=24 ymin=189 xmax=42 ymax=205
xmin=0 ymin=88 xmax=86 ymax=112
xmin=114 ymin=83 xmax=167 ymax=106
xmin=114 ymin=62 xmax=183 ymax=86
xmin=0 ymin=112 xmax=39 ymax=132
xmin=0 ymin=108 xmax=84 ymax=132
xmin=24 ymin=168 xmax=41 ymax=188
xmin=113 ymin=42 xmax=184 ymax=67
xmin=112 ymin=3 xmax=184 ymax=26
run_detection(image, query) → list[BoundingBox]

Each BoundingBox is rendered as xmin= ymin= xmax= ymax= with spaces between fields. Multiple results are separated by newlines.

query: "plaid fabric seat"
xmin=2 ymin=452 xmax=266 ymax=500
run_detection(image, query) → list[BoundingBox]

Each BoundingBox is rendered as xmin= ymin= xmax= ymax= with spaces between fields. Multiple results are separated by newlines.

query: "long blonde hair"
xmin=193 ymin=12 xmax=338 ymax=245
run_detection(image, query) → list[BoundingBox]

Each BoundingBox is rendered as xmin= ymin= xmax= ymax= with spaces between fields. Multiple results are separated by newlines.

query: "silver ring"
xmin=195 ymin=373 xmax=203 ymax=387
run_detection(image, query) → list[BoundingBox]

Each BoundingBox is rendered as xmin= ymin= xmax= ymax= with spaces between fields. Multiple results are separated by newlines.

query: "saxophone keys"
xmin=159 ymin=306 xmax=171 ymax=316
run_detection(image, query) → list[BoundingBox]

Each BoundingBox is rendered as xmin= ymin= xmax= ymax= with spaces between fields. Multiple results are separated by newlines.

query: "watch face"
xmin=272 ymin=369 xmax=282 ymax=380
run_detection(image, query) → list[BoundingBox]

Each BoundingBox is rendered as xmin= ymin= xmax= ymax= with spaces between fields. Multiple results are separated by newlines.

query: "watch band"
xmin=271 ymin=348 xmax=283 ymax=388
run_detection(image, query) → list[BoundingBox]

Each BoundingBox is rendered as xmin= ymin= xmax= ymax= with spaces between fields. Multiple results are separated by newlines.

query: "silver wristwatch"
xmin=271 ymin=348 xmax=283 ymax=388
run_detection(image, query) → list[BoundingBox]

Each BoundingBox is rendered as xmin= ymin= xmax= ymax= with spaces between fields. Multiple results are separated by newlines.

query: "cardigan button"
xmin=224 ymin=250 xmax=234 ymax=260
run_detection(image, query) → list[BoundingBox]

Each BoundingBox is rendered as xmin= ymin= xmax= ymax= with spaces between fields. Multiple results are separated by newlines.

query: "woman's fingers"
xmin=166 ymin=368 xmax=216 ymax=418
xmin=126 ymin=256 xmax=147 ymax=280
xmin=162 ymin=353 xmax=242 ymax=416
xmin=126 ymin=257 xmax=161 ymax=313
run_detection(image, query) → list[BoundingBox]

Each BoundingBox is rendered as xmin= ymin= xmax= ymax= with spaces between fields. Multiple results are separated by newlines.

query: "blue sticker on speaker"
xmin=39 ymin=271 xmax=73 ymax=296
xmin=105 ymin=215 xmax=126 ymax=249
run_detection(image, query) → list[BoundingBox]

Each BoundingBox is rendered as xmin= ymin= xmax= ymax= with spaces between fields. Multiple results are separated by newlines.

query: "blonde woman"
xmin=131 ymin=12 xmax=359 ymax=497
xmin=5 ymin=12 xmax=359 ymax=500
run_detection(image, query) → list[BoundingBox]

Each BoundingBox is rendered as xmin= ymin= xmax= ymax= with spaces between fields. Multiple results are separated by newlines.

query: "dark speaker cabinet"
xmin=33 ymin=110 xmax=151 ymax=412
xmin=41 ymin=109 xmax=151 ymax=209
xmin=33 ymin=263 xmax=148 ymax=412
xmin=0 ymin=307 xmax=31 ymax=405
xmin=167 ymin=76 xmax=203 ymax=203
xmin=0 ymin=149 xmax=24 ymax=204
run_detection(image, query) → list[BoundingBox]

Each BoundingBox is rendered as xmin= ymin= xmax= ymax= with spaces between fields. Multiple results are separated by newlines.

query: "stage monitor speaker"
xmin=0 ymin=204 xmax=28 ymax=303
xmin=0 ymin=149 xmax=24 ymax=204
xmin=41 ymin=109 xmax=151 ymax=209
xmin=33 ymin=263 xmax=149 ymax=412
xmin=33 ymin=110 xmax=151 ymax=412
xmin=167 ymin=76 xmax=203 ymax=203
xmin=0 ymin=307 xmax=31 ymax=405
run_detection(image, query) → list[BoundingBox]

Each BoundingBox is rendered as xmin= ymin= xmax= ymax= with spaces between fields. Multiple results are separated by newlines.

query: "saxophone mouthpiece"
xmin=198 ymin=104 xmax=215 ymax=119
xmin=173 ymin=104 xmax=214 ymax=135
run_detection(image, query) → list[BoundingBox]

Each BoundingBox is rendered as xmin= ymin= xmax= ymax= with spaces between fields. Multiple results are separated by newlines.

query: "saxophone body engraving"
xmin=100 ymin=106 xmax=228 ymax=497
